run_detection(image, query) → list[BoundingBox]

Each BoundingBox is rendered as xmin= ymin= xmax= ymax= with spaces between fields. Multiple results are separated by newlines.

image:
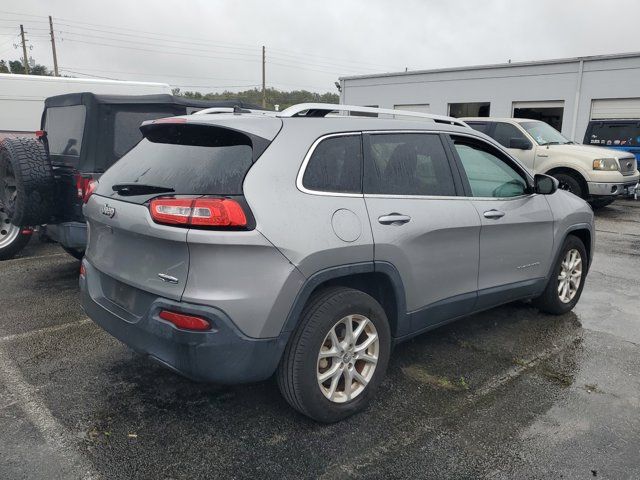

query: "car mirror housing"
xmin=534 ymin=173 xmax=558 ymax=195
xmin=509 ymin=137 xmax=532 ymax=150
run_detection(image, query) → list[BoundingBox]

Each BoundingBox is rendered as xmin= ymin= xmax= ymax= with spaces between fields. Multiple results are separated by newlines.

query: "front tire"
xmin=533 ymin=235 xmax=587 ymax=315
xmin=277 ymin=287 xmax=391 ymax=423
xmin=553 ymin=172 xmax=585 ymax=199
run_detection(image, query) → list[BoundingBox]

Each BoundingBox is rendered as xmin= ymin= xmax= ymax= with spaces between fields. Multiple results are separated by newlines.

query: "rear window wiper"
xmin=112 ymin=183 xmax=175 ymax=196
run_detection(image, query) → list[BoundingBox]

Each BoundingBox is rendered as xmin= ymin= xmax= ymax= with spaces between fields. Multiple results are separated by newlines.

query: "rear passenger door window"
xmin=364 ymin=133 xmax=456 ymax=196
xmin=492 ymin=122 xmax=528 ymax=149
xmin=301 ymin=134 xmax=362 ymax=193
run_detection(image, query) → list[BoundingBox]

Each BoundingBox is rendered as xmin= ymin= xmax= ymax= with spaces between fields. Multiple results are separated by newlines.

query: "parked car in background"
xmin=464 ymin=118 xmax=639 ymax=208
xmin=80 ymin=103 xmax=594 ymax=422
xmin=0 ymin=92 xmax=263 ymax=260
xmin=583 ymin=119 xmax=640 ymax=164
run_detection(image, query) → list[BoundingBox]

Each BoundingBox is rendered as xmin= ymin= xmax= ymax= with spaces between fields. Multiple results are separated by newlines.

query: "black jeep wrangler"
xmin=0 ymin=92 xmax=261 ymax=260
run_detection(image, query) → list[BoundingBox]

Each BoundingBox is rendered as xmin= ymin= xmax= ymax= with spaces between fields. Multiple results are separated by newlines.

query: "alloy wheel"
xmin=558 ymin=248 xmax=582 ymax=303
xmin=317 ymin=314 xmax=379 ymax=403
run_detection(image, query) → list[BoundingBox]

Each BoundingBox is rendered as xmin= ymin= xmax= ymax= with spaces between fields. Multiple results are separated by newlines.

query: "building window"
xmin=393 ymin=104 xmax=430 ymax=114
xmin=350 ymin=105 xmax=379 ymax=117
xmin=448 ymin=102 xmax=490 ymax=118
xmin=512 ymin=101 xmax=564 ymax=131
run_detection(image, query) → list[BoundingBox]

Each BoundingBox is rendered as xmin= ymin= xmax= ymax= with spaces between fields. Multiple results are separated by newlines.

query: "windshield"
xmin=520 ymin=121 xmax=570 ymax=145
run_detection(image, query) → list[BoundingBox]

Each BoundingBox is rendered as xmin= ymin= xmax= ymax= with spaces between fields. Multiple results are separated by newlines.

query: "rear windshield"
xmin=44 ymin=105 xmax=86 ymax=165
xmin=96 ymin=124 xmax=254 ymax=202
xmin=585 ymin=121 xmax=640 ymax=147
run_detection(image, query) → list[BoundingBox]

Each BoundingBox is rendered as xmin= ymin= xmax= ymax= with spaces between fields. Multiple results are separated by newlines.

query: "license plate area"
xmin=100 ymin=273 xmax=155 ymax=317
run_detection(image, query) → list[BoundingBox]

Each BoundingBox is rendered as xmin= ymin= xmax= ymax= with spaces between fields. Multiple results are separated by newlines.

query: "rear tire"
xmin=0 ymin=138 xmax=55 ymax=226
xmin=277 ymin=287 xmax=391 ymax=423
xmin=553 ymin=172 xmax=585 ymax=199
xmin=533 ymin=235 xmax=587 ymax=315
xmin=0 ymin=216 xmax=30 ymax=260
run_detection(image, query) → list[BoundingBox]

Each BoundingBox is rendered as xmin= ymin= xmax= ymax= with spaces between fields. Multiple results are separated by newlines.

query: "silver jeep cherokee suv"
xmin=80 ymin=103 xmax=594 ymax=422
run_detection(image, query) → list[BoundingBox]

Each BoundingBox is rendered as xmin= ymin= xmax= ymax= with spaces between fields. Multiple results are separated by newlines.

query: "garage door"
xmin=512 ymin=100 xmax=564 ymax=131
xmin=590 ymin=98 xmax=640 ymax=119
xmin=394 ymin=104 xmax=430 ymax=113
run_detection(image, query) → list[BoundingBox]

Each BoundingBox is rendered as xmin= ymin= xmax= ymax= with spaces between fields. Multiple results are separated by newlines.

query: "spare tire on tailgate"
xmin=0 ymin=138 xmax=55 ymax=226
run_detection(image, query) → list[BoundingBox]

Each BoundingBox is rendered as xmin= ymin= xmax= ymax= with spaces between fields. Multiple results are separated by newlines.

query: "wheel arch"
xmin=281 ymin=262 xmax=408 ymax=339
xmin=547 ymin=224 xmax=593 ymax=279
xmin=545 ymin=166 xmax=589 ymax=197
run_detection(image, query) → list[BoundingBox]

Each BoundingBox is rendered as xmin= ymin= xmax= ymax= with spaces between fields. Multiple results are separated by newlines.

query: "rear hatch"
xmin=84 ymin=117 xmax=278 ymax=304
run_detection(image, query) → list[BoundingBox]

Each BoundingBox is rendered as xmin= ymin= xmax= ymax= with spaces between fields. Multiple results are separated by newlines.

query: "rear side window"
xmin=97 ymin=124 xmax=254 ymax=200
xmin=492 ymin=122 xmax=528 ymax=148
xmin=585 ymin=121 xmax=640 ymax=146
xmin=467 ymin=122 xmax=491 ymax=134
xmin=365 ymin=133 xmax=456 ymax=196
xmin=44 ymin=105 xmax=86 ymax=163
xmin=302 ymin=135 xmax=362 ymax=193
xmin=112 ymin=110 xmax=175 ymax=158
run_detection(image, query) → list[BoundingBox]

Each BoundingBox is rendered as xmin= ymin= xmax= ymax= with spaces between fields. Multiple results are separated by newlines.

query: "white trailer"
xmin=0 ymin=73 xmax=172 ymax=137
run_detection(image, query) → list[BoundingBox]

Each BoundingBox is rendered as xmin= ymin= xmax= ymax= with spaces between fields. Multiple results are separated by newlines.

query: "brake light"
xmin=79 ymin=262 xmax=86 ymax=278
xmin=35 ymin=130 xmax=46 ymax=139
xmin=149 ymin=197 xmax=247 ymax=228
xmin=83 ymin=180 xmax=98 ymax=204
xmin=75 ymin=174 xmax=97 ymax=203
xmin=158 ymin=310 xmax=211 ymax=331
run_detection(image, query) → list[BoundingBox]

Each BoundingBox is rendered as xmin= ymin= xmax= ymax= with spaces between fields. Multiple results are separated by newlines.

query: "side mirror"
xmin=509 ymin=137 xmax=532 ymax=150
xmin=534 ymin=174 xmax=558 ymax=195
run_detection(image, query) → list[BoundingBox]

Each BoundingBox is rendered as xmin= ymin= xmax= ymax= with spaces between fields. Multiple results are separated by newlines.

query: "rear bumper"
xmin=80 ymin=260 xmax=287 ymax=384
xmin=587 ymin=174 xmax=639 ymax=197
xmin=45 ymin=222 xmax=87 ymax=249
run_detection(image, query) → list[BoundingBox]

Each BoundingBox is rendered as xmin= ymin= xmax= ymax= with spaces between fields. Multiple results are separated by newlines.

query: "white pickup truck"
xmin=463 ymin=117 xmax=639 ymax=208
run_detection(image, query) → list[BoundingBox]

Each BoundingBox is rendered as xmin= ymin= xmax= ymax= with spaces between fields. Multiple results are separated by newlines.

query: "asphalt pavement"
xmin=1 ymin=200 xmax=639 ymax=479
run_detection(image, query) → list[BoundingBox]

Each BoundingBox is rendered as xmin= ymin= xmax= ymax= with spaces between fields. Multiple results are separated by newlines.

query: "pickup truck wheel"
xmin=0 ymin=138 xmax=55 ymax=226
xmin=277 ymin=287 xmax=391 ymax=423
xmin=0 ymin=208 xmax=31 ymax=260
xmin=552 ymin=173 xmax=585 ymax=199
xmin=533 ymin=235 xmax=587 ymax=315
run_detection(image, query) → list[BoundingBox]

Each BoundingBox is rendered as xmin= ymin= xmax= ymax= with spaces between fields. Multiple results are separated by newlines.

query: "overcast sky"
xmin=2 ymin=0 xmax=639 ymax=94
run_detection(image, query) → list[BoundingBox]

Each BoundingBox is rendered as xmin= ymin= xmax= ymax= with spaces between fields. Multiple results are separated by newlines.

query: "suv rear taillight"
xmin=75 ymin=174 xmax=97 ymax=204
xmin=149 ymin=197 xmax=247 ymax=228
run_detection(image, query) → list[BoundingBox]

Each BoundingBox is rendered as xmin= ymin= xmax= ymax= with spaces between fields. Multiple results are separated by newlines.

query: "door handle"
xmin=378 ymin=213 xmax=411 ymax=225
xmin=483 ymin=209 xmax=505 ymax=219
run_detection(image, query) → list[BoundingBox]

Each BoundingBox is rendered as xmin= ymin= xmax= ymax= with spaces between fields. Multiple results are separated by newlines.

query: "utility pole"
xmin=49 ymin=16 xmax=59 ymax=76
xmin=20 ymin=25 xmax=29 ymax=74
xmin=261 ymin=45 xmax=266 ymax=108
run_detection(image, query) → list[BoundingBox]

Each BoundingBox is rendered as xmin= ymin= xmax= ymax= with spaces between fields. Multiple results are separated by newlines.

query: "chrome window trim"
xmin=296 ymin=132 xmax=364 ymax=198
xmin=296 ymin=128 xmax=535 ymax=200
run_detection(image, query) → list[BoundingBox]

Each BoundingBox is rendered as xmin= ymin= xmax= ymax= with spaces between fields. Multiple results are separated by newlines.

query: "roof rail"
xmin=277 ymin=103 xmax=468 ymax=127
xmin=192 ymin=107 xmax=276 ymax=116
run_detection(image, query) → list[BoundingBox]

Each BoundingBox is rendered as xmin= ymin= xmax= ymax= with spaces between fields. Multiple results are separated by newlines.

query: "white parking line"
xmin=320 ymin=343 xmax=565 ymax=478
xmin=0 ymin=318 xmax=92 ymax=344
xmin=0 ymin=345 xmax=101 ymax=479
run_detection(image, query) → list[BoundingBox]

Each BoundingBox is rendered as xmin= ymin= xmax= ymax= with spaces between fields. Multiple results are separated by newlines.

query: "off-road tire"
xmin=277 ymin=287 xmax=391 ymax=423
xmin=553 ymin=172 xmax=585 ymax=199
xmin=0 ymin=138 xmax=55 ymax=226
xmin=533 ymin=235 xmax=587 ymax=315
